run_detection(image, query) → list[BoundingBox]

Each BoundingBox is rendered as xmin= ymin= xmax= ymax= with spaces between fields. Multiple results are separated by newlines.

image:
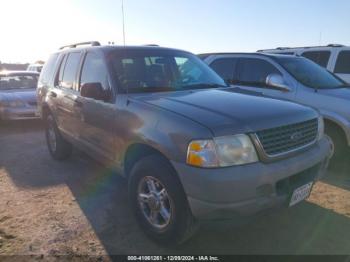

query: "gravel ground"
xmin=0 ymin=120 xmax=350 ymax=258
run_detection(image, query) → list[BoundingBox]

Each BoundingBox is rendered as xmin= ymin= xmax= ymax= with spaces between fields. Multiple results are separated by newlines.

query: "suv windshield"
xmin=0 ymin=75 xmax=38 ymax=91
xmin=275 ymin=56 xmax=347 ymax=89
xmin=112 ymin=50 xmax=227 ymax=92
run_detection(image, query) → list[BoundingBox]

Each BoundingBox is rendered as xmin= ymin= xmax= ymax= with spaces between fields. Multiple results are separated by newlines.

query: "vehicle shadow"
xmin=322 ymin=156 xmax=350 ymax=191
xmin=0 ymin=119 xmax=43 ymax=135
xmin=1 ymin=121 xmax=350 ymax=255
xmin=64 ymin=159 xmax=350 ymax=255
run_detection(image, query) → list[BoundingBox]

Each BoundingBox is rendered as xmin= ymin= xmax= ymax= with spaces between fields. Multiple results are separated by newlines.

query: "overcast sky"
xmin=1 ymin=0 xmax=350 ymax=63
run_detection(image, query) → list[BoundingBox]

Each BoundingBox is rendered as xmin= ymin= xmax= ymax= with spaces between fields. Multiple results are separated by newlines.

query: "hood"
xmin=317 ymin=87 xmax=350 ymax=100
xmin=132 ymin=88 xmax=318 ymax=136
xmin=0 ymin=89 xmax=37 ymax=103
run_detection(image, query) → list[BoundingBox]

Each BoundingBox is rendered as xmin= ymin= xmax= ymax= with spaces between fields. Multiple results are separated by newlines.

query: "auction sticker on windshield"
xmin=289 ymin=182 xmax=313 ymax=207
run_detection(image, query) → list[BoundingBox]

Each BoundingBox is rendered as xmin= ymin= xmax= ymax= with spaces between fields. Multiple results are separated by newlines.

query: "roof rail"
xmin=276 ymin=47 xmax=290 ymax=50
xmin=59 ymin=41 xmax=101 ymax=50
xmin=327 ymin=44 xmax=344 ymax=47
xmin=144 ymin=44 xmax=159 ymax=46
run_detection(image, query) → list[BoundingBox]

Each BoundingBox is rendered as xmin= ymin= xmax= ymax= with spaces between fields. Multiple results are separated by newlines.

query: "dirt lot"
xmin=1 ymin=120 xmax=350 ymax=257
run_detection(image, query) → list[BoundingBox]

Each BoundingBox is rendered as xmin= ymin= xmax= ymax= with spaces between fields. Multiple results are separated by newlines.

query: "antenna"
xmin=121 ymin=0 xmax=126 ymax=46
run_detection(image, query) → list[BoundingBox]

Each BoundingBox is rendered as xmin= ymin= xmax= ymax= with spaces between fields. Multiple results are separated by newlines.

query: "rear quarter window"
xmin=58 ymin=52 xmax=82 ymax=90
xmin=39 ymin=53 xmax=59 ymax=86
xmin=334 ymin=51 xmax=350 ymax=74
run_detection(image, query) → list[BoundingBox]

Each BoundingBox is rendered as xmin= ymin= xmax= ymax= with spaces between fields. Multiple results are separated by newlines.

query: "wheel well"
xmin=124 ymin=144 xmax=169 ymax=178
xmin=324 ymin=119 xmax=347 ymax=142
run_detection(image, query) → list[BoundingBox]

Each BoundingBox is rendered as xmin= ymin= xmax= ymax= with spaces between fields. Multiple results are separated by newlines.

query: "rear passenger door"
xmin=54 ymin=51 xmax=83 ymax=140
xmin=77 ymin=51 xmax=116 ymax=161
xmin=333 ymin=50 xmax=350 ymax=84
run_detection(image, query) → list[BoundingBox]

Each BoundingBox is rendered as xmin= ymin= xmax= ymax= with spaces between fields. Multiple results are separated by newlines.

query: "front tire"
xmin=128 ymin=155 xmax=198 ymax=245
xmin=45 ymin=113 xmax=72 ymax=161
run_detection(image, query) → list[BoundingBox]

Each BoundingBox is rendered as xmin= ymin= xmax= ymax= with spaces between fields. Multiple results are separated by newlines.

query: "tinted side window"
xmin=334 ymin=51 xmax=350 ymax=74
xmin=238 ymin=58 xmax=280 ymax=86
xmin=59 ymin=52 xmax=82 ymax=90
xmin=39 ymin=54 xmax=59 ymax=85
xmin=210 ymin=58 xmax=238 ymax=82
xmin=301 ymin=51 xmax=330 ymax=68
xmin=80 ymin=52 xmax=109 ymax=90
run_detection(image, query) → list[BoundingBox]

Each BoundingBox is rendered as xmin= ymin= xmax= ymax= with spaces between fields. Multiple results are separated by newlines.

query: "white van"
xmin=259 ymin=44 xmax=350 ymax=84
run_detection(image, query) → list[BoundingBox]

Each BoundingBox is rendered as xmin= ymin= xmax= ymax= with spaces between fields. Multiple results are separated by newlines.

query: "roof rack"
xmin=144 ymin=44 xmax=159 ymax=47
xmin=59 ymin=41 xmax=101 ymax=50
xmin=260 ymin=44 xmax=345 ymax=52
xmin=327 ymin=44 xmax=344 ymax=47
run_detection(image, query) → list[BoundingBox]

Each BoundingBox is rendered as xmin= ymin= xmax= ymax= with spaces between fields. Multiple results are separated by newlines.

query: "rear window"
xmin=334 ymin=51 xmax=350 ymax=74
xmin=0 ymin=75 xmax=38 ymax=90
xmin=301 ymin=51 xmax=331 ymax=68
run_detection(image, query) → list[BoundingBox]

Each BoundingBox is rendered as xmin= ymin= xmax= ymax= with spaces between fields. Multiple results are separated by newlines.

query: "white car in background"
xmin=258 ymin=44 xmax=350 ymax=84
xmin=27 ymin=63 xmax=43 ymax=73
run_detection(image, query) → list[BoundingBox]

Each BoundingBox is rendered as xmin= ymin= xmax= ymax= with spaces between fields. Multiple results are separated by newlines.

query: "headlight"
xmin=317 ymin=116 xmax=324 ymax=141
xmin=187 ymin=134 xmax=258 ymax=168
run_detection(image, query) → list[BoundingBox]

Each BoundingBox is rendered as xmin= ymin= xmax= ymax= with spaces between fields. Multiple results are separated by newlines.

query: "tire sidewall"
xmin=45 ymin=113 xmax=58 ymax=157
xmin=128 ymin=155 xmax=192 ymax=244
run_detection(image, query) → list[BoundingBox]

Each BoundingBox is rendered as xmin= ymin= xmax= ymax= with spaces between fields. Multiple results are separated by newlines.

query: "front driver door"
xmin=235 ymin=57 xmax=295 ymax=100
xmin=76 ymin=51 xmax=117 ymax=162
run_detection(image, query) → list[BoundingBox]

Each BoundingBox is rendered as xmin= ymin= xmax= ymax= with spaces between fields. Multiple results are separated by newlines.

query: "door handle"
xmin=49 ymin=91 xmax=57 ymax=98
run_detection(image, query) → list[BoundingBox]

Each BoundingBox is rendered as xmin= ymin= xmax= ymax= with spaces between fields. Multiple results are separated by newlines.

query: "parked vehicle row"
xmin=36 ymin=42 xmax=332 ymax=245
xmin=258 ymin=44 xmax=350 ymax=84
xmin=200 ymin=52 xmax=349 ymax=161
xmin=0 ymin=71 xmax=40 ymax=120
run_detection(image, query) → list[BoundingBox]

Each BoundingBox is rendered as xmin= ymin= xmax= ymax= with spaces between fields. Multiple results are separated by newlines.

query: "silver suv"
xmin=201 ymin=52 xmax=349 ymax=161
xmin=258 ymin=44 xmax=350 ymax=84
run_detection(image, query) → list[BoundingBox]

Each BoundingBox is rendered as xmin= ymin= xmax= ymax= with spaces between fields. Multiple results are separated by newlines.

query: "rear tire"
xmin=45 ymin=113 xmax=72 ymax=161
xmin=128 ymin=155 xmax=198 ymax=245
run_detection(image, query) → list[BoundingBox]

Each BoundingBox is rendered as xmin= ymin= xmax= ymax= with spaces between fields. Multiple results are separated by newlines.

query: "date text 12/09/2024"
xmin=127 ymin=256 xmax=219 ymax=261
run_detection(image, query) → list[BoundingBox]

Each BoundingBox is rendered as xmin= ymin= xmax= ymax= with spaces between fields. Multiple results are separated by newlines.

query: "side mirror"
xmin=266 ymin=74 xmax=291 ymax=92
xmin=80 ymin=82 xmax=107 ymax=101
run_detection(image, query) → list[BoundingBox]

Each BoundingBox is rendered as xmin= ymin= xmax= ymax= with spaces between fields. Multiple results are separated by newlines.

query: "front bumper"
xmin=0 ymin=106 xmax=40 ymax=120
xmin=172 ymin=137 xmax=331 ymax=220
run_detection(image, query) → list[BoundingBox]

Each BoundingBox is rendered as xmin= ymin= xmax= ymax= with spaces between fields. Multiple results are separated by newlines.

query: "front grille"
xmin=256 ymin=118 xmax=318 ymax=156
